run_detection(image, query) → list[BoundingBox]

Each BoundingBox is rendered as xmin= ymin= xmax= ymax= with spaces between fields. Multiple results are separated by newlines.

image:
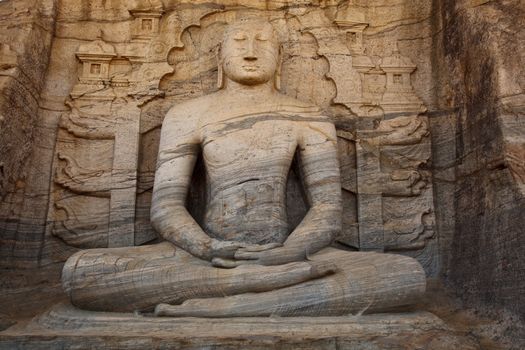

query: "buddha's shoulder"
xmin=165 ymin=94 xmax=217 ymax=122
xmin=164 ymin=91 xmax=327 ymax=122
xmin=273 ymin=94 xmax=334 ymax=128
xmin=274 ymin=93 xmax=321 ymax=114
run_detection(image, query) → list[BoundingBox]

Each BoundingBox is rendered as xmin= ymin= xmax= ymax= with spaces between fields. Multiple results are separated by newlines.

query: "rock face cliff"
xmin=433 ymin=0 xmax=525 ymax=325
xmin=0 ymin=0 xmax=57 ymax=268
xmin=0 ymin=0 xmax=523 ymax=343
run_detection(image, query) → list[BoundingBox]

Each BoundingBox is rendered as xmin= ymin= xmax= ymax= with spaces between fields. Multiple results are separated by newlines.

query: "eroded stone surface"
xmin=432 ymin=0 xmax=525 ymax=326
xmin=0 ymin=0 xmax=57 ymax=268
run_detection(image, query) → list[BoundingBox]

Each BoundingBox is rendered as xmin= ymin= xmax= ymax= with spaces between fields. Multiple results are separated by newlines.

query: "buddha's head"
xmin=218 ymin=18 xmax=281 ymax=89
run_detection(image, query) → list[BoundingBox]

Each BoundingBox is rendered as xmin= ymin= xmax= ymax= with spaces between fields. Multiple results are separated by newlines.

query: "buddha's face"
xmin=221 ymin=20 xmax=279 ymax=86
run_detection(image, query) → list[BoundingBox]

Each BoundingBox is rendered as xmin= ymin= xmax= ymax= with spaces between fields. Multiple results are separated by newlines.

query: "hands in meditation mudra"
xmin=62 ymin=18 xmax=426 ymax=317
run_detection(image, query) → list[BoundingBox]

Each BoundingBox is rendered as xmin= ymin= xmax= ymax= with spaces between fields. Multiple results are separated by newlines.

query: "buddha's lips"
xmin=242 ymin=65 xmax=260 ymax=71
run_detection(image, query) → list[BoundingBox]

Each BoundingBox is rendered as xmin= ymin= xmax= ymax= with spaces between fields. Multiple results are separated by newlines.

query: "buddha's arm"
xmin=235 ymin=119 xmax=342 ymax=266
xmin=284 ymin=119 xmax=343 ymax=255
xmin=150 ymin=111 xmax=211 ymax=259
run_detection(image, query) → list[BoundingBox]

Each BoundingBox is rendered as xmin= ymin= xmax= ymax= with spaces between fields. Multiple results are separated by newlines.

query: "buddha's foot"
xmin=154 ymin=260 xmax=337 ymax=317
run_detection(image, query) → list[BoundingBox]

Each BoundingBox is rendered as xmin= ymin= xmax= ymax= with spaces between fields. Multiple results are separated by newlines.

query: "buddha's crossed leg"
xmin=154 ymin=248 xmax=426 ymax=317
xmin=62 ymin=242 xmax=337 ymax=313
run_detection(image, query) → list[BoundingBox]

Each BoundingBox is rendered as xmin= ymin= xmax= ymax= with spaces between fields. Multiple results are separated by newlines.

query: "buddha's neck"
xmin=223 ymin=79 xmax=275 ymax=99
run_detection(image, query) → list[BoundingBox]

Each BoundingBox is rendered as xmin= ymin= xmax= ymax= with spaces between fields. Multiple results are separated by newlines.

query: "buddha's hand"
xmin=234 ymin=244 xmax=307 ymax=265
xmin=209 ymin=239 xmax=281 ymax=266
xmin=212 ymin=243 xmax=308 ymax=268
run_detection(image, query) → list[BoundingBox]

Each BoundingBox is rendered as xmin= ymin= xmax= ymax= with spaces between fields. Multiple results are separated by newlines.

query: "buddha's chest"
xmin=201 ymin=116 xmax=297 ymax=170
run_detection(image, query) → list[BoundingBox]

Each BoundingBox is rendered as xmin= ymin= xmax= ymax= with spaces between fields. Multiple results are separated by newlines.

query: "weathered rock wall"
xmin=0 ymin=0 xmax=57 ymax=268
xmin=431 ymin=0 xmax=525 ymax=322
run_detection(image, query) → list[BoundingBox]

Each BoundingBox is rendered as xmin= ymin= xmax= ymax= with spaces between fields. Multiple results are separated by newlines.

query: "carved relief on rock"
xmin=326 ymin=2 xmax=372 ymax=109
xmin=380 ymin=47 xmax=426 ymax=114
xmin=53 ymin=196 xmax=110 ymax=249
xmin=311 ymin=6 xmax=439 ymax=273
xmin=364 ymin=115 xmax=429 ymax=147
xmin=47 ymin=2 xmax=173 ymax=253
xmin=43 ymin=2 xmax=439 ymax=275
xmin=0 ymin=43 xmax=17 ymax=71
xmin=51 ymin=136 xmax=114 ymax=249
xmin=70 ymin=40 xmax=117 ymax=100
xmin=54 ymin=154 xmax=113 ymax=197
xmin=58 ymin=17 xmax=426 ymax=318
xmin=129 ymin=2 xmax=164 ymax=42
xmin=355 ymin=109 xmax=436 ymax=272
xmin=59 ymin=101 xmax=119 ymax=139
xmin=334 ymin=1 xmax=368 ymax=56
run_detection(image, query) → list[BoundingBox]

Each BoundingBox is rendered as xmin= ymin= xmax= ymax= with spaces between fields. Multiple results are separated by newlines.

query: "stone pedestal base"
xmin=0 ymin=303 xmax=478 ymax=349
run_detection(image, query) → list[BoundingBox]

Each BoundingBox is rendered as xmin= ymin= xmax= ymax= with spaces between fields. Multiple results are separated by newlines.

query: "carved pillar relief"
xmin=49 ymin=3 xmax=171 ymax=249
xmin=130 ymin=7 xmax=164 ymax=42
xmin=325 ymin=3 xmax=438 ymax=273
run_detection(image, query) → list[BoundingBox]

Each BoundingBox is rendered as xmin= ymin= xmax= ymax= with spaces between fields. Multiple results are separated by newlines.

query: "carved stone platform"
xmin=0 ymin=303 xmax=479 ymax=349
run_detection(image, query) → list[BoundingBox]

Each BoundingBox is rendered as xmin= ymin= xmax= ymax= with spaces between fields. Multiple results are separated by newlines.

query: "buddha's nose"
xmin=244 ymin=41 xmax=258 ymax=61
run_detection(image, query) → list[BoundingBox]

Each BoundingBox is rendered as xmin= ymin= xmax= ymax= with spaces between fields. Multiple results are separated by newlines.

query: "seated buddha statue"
xmin=61 ymin=18 xmax=426 ymax=317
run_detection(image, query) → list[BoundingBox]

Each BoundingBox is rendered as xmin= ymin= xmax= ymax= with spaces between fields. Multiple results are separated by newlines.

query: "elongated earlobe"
xmin=274 ymin=44 xmax=283 ymax=91
xmin=217 ymin=44 xmax=224 ymax=89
